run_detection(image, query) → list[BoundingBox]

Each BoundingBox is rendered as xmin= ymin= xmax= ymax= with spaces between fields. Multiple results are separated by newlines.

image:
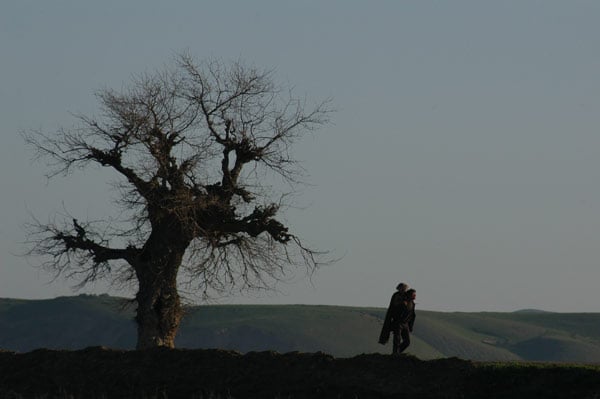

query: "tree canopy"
xmin=25 ymin=54 xmax=332 ymax=348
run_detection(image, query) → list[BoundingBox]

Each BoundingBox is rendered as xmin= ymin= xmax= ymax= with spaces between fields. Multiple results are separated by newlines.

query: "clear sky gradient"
xmin=2 ymin=1 xmax=600 ymax=312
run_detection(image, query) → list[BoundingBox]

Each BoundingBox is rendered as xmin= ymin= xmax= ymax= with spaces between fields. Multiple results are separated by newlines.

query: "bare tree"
xmin=24 ymin=54 xmax=332 ymax=349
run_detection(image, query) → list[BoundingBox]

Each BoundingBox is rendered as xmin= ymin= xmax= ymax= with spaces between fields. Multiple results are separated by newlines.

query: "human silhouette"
xmin=379 ymin=285 xmax=416 ymax=355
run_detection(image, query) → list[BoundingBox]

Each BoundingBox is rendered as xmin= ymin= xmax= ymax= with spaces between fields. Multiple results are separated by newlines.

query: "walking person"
xmin=379 ymin=285 xmax=416 ymax=355
xmin=379 ymin=283 xmax=408 ymax=345
xmin=391 ymin=289 xmax=416 ymax=355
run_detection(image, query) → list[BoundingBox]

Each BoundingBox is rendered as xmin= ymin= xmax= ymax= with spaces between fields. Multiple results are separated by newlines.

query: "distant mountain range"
xmin=1 ymin=295 xmax=600 ymax=362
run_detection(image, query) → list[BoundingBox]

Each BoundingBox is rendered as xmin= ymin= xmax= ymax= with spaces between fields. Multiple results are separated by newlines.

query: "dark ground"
xmin=1 ymin=347 xmax=599 ymax=398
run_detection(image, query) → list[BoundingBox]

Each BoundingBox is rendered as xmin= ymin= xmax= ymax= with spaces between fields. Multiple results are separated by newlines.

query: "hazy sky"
xmin=2 ymin=1 xmax=600 ymax=312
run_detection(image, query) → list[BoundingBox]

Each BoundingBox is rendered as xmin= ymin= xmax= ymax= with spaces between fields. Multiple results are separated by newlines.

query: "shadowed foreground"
xmin=1 ymin=347 xmax=599 ymax=398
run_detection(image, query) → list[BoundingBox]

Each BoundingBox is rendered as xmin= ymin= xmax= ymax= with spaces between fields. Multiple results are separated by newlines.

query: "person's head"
xmin=396 ymin=283 xmax=409 ymax=292
xmin=406 ymin=289 xmax=416 ymax=301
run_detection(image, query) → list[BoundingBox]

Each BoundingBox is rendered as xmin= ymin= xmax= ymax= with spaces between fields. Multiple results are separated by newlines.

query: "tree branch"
xmin=25 ymin=216 xmax=141 ymax=286
xmin=24 ymin=53 xmax=334 ymax=301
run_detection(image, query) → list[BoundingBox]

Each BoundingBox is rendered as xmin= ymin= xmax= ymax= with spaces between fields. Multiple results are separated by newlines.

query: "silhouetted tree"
xmin=24 ymin=54 xmax=332 ymax=349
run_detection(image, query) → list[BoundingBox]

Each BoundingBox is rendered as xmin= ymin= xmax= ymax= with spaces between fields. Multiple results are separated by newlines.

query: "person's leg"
xmin=397 ymin=328 xmax=411 ymax=353
xmin=392 ymin=329 xmax=400 ymax=355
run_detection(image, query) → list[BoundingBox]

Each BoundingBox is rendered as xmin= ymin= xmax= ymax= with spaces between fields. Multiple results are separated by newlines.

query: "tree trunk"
xmin=134 ymin=250 xmax=184 ymax=349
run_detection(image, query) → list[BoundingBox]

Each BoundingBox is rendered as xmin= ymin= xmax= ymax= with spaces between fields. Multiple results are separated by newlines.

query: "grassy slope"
xmin=1 ymin=296 xmax=600 ymax=362
xmin=178 ymin=305 xmax=444 ymax=358
xmin=0 ymin=295 xmax=136 ymax=351
xmin=426 ymin=311 xmax=600 ymax=361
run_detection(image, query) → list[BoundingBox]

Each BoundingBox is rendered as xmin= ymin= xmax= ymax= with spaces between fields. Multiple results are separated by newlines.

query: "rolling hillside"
xmin=1 ymin=295 xmax=599 ymax=362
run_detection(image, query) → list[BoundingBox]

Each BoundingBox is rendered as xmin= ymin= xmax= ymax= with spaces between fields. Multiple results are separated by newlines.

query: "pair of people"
xmin=378 ymin=283 xmax=416 ymax=355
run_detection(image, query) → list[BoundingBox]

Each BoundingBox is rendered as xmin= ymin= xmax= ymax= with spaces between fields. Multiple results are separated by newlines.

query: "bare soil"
xmin=0 ymin=347 xmax=599 ymax=398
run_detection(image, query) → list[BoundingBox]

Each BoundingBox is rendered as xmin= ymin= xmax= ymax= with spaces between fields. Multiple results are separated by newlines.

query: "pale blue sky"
xmin=2 ymin=1 xmax=600 ymax=312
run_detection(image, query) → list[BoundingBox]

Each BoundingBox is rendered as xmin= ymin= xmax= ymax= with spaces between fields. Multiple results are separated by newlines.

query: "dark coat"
xmin=396 ymin=300 xmax=416 ymax=332
xmin=379 ymin=291 xmax=411 ymax=344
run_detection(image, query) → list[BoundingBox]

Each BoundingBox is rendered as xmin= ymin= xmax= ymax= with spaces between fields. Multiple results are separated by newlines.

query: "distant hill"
xmin=1 ymin=295 xmax=600 ymax=362
xmin=513 ymin=308 xmax=553 ymax=314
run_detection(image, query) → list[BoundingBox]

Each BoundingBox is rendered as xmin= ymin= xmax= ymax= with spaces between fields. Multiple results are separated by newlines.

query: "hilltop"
xmin=1 ymin=347 xmax=600 ymax=398
xmin=2 ymin=295 xmax=600 ymax=362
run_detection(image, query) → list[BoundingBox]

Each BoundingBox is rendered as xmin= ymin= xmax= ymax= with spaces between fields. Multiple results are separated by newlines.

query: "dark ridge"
xmin=513 ymin=309 xmax=553 ymax=314
xmin=0 ymin=347 xmax=599 ymax=399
